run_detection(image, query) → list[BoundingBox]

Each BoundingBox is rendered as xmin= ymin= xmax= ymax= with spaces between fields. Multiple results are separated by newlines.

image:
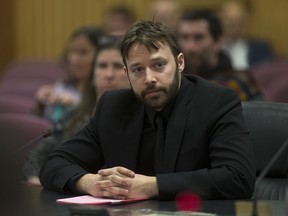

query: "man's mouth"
xmin=144 ymin=89 xmax=162 ymax=97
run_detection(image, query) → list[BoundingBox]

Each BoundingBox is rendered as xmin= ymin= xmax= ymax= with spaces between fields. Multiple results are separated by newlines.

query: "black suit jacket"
xmin=40 ymin=75 xmax=255 ymax=200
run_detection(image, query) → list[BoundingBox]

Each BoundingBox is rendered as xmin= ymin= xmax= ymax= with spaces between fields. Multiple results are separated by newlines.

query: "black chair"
xmin=242 ymin=101 xmax=288 ymax=200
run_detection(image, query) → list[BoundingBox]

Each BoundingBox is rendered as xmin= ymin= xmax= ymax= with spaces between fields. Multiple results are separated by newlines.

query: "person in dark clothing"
xmin=177 ymin=9 xmax=260 ymax=101
xmin=23 ymin=40 xmax=130 ymax=186
xmin=39 ymin=20 xmax=255 ymax=200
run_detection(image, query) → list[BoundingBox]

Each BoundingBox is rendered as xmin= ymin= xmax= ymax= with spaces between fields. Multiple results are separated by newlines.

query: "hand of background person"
xmin=55 ymin=92 xmax=75 ymax=106
xmin=35 ymin=85 xmax=53 ymax=104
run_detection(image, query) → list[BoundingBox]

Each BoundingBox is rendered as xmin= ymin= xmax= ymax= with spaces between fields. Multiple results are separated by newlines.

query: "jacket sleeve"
xmin=39 ymin=99 xmax=105 ymax=193
xmin=23 ymin=134 xmax=63 ymax=179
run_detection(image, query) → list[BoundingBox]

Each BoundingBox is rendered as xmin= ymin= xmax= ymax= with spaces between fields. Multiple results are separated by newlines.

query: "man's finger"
xmin=99 ymin=186 xmax=129 ymax=197
xmin=98 ymin=166 xmax=135 ymax=178
xmin=116 ymin=167 xmax=135 ymax=177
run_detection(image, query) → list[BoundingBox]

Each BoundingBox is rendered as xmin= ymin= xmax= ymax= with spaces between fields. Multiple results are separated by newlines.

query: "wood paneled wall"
xmin=249 ymin=0 xmax=288 ymax=57
xmin=0 ymin=1 xmax=15 ymax=74
xmin=1 ymin=0 xmax=288 ymax=77
xmin=13 ymin=0 xmax=152 ymax=61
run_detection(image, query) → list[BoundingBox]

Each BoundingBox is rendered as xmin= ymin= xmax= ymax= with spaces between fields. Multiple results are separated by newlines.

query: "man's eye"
xmin=156 ymin=62 xmax=163 ymax=68
xmin=194 ymin=34 xmax=204 ymax=41
xmin=179 ymin=34 xmax=189 ymax=40
xmin=154 ymin=62 xmax=165 ymax=70
xmin=132 ymin=67 xmax=144 ymax=73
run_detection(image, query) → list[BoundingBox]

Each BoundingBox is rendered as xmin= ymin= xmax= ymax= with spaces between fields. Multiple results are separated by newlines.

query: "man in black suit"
xmin=40 ymin=21 xmax=255 ymax=200
xmin=176 ymin=9 xmax=260 ymax=101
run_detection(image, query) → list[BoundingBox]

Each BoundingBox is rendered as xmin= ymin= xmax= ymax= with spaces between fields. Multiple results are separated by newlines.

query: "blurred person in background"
xmin=102 ymin=5 xmax=135 ymax=37
xmin=219 ymin=0 xmax=275 ymax=71
xmin=34 ymin=26 xmax=103 ymax=123
xmin=177 ymin=9 xmax=259 ymax=101
xmin=150 ymin=0 xmax=182 ymax=33
xmin=24 ymin=40 xmax=130 ymax=186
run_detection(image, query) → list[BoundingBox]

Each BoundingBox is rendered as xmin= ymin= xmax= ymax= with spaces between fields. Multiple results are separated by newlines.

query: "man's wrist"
xmin=75 ymin=173 xmax=98 ymax=194
xmin=147 ymin=176 xmax=159 ymax=198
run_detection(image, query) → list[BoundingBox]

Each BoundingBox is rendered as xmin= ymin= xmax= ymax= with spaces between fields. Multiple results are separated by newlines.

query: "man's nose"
xmin=145 ymin=68 xmax=157 ymax=84
xmin=185 ymin=39 xmax=198 ymax=52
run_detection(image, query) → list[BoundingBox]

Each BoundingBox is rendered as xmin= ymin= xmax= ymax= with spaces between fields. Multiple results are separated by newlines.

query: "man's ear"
xmin=177 ymin=53 xmax=185 ymax=73
xmin=124 ymin=66 xmax=128 ymax=75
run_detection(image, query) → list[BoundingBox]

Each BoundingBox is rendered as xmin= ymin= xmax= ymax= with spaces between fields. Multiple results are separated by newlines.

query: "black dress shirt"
xmin=136 ymin=85 xmax=179 ymax=175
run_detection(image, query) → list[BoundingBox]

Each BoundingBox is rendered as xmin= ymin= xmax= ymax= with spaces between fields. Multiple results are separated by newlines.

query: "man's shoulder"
xmin=183 ymin=74 xmax=238 ymax=102
xmin=184 ymin=74 xmax=232 ymax=92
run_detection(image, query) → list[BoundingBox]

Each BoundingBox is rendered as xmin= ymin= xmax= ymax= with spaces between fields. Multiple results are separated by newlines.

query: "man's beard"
xmin=132 ymin=68 xmax=180 ymax=110
xmin=183 ymin=52 xmax=211 ymax=76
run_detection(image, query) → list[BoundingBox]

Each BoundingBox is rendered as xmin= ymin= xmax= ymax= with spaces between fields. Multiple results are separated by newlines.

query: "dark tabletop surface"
xmin=5 ymin=186 xmax=287 ymax=216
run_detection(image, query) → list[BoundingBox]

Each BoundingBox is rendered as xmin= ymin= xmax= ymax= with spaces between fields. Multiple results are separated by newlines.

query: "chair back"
xmin=242 ymin=101 xmax=288 ymax=200
xmin=0 ymin=94 xmax=35 ymax=114
xmin=0 ymin=59 xmax=68 ymax=99
xmin=0 ymin=113 xmax=52 ymax=166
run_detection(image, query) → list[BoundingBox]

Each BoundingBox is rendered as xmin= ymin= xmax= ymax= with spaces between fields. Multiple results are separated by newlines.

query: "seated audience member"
xmin=177 ymin=9 xmax=259 ymax=101
xmin=102 ymin=5 xmax=135 ymax=37
xmin=39 ymin=21 xmax=255 ymax=200
xmin=219 ymin=0 xmax=275 ymax=70
xmin=23 ymin=40 xmax=130 ymax=186
xmin=34 ymin=26 xmax=103 ymax=123
xmin=150 ymin=0 xmax=182 ymax=33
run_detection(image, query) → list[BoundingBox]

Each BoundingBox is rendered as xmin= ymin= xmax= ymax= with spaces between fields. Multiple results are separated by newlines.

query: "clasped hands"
xmin=76 ymin=166 xmax=158 ymax=200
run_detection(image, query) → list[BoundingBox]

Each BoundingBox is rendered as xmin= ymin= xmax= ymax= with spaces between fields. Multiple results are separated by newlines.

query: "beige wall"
xmin=13 ymin=0 xmax=151 ymax=61
xmin=1 ymin=0 xmax=288 ymax=76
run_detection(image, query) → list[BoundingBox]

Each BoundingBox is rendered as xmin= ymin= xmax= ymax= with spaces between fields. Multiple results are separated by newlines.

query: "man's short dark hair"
xmin=179 ymin=9 xmax=223 ymax=41
xmin=121 ymin=21 xmax=181 ymax=67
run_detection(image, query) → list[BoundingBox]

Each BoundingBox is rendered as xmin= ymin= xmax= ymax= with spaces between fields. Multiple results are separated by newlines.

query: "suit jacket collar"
xmin=163 ymin=76 xmax=195 ymax=172
xmin=119 ymin=76 xmax=196 ymax=172
xmin=119 ymin=98 xmax=144 ymax=170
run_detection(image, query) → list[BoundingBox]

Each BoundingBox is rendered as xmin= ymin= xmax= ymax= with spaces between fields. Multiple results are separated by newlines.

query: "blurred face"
xmin=67 ymin=35 xmax=96 ymax=82
xmin=94 ymin=49 xmax=130 ymax=98
xmin=151 ymin=0 xmax=180 ymax=32
xmin=220 ymin=6 xmax=248 ymax=41
xmin=177 ymin=20 xmax=220 ymax=72
xmin=124 ymin=42 xmax=184 ymax=111
xmin=106 ymin=13 xmax=131 ymax=36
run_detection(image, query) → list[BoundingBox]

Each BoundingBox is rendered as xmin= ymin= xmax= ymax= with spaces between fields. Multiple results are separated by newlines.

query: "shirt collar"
xmin=145 ymin=77 xmax=185 ymax=128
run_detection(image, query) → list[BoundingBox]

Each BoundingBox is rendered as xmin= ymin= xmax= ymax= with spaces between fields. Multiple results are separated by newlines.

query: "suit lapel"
xmin=163 ymin=77 xmax=195 ymax=172
xmin=119 ymin=76 xmax=196 ymax=173
xmin=119 ymin=101 xmax=145 ymax=171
